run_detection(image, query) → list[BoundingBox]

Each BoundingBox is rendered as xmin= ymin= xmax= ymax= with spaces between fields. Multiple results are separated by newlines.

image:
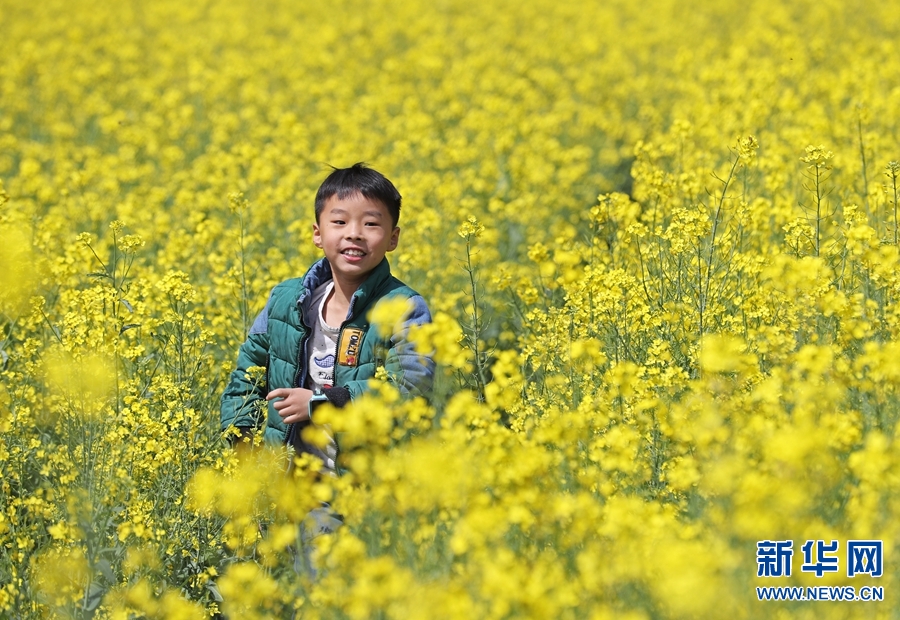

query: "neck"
xmin=330 ymin=277 xmax=361 ymax=307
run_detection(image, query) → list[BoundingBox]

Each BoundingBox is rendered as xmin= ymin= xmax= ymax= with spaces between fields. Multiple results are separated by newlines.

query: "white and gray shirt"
xmin=300 ymin=280 xmax=339 ymax=472
xmin=306 ymin=280 xmax=340 ymax=391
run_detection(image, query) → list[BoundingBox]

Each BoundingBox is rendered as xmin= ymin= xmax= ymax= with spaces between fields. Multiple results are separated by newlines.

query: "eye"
xmin=332 ymin=220 xmax=345 ymax=225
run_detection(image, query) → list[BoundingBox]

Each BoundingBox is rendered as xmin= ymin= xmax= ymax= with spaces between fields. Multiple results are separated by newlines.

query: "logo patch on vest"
xmin=338 ymin=328 xmax=365 ymax=367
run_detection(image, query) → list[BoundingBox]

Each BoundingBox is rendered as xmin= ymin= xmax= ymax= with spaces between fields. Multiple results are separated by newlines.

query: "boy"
xmin=220 ymin=163 xmax=434 ymax=471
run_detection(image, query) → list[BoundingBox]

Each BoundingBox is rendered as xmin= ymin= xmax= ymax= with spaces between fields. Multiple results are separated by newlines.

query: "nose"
xmin=345 ymin=222 xmax=363 ymax=239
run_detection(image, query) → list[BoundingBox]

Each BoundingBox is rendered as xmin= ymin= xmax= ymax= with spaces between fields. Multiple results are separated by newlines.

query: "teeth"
xmin=343 ymin=249 xmax=365 ymax=256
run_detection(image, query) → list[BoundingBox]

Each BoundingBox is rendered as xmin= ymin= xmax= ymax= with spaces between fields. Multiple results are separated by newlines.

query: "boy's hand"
xmin=267 ymin=388 xmax=313 ymax=424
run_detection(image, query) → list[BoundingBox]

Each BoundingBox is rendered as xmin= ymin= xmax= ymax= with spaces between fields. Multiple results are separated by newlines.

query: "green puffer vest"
xmin=222 ymin=257 xmax=426 ymax=444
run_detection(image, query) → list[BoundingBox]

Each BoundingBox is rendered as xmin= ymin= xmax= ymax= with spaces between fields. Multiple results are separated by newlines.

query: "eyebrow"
xmin=328 ymin=208 xmax=384 ymax=219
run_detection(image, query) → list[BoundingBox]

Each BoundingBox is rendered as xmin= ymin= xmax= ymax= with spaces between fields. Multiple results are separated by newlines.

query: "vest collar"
xmin=297 ymin=257 xmax=393 ymax=321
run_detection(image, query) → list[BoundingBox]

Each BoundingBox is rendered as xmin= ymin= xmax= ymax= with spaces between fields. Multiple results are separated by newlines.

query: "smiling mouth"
xmin=342 ymin=249 xmax=366 ymax=257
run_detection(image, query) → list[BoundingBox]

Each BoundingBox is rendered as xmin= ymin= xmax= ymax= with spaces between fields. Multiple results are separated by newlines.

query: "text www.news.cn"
xmin=756 ymin=586 xmax=884 ymax=601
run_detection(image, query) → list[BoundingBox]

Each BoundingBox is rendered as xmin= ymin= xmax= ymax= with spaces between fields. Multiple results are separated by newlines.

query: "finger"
xmin=266 ymin=388 xmax=288 ymax=401
xmin=275 ymin=400 xmax=296 ymax=413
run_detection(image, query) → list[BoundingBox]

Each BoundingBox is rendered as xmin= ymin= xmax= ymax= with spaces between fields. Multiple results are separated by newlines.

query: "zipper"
xmin=295 ymin=305 xmax=310 ymax=388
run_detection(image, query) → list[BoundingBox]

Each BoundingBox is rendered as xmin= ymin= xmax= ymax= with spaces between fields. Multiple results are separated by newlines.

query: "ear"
xmin=312 ymin=222 xmax=323 ymax=248
xmin=387 ymin=226 xmax=400 ymax=252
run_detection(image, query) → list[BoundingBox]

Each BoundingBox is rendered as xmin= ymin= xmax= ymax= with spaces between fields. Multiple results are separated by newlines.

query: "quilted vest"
xmin=262 ymin=258 xmax=417 ymax=442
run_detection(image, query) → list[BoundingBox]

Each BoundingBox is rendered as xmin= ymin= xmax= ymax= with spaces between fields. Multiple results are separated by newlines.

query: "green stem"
xmin=465 ymin=238 xmax=487 ymax=399
xmin=815 ymin=165 xmax=822 ymax=257
xmin=893 ymin=174 xmax=898 ymax=246
xmin=238 ymin=208 xmax=250 ymax=335
xmin=858 ymin=114 xmax=870 ymax=217
xmin=702 ymin=154 xmax=740 ymax=332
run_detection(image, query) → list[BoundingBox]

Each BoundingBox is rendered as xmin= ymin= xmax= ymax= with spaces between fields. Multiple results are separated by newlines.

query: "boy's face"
xmin=313 ymin=193 xmax=400 ymax=286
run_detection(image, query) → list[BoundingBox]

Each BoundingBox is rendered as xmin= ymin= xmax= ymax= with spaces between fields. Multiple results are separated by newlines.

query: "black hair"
xmin=314 ymin=163 xmax=401 ymax=227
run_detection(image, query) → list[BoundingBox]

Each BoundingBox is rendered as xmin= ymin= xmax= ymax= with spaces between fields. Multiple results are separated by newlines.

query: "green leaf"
xmin=95 ymin=557 xmax=116 ymax=583
xmin=83 ymin=581 xmax=106 ymax=612
xmin=206 ymin=581 xmax=224 ymax=602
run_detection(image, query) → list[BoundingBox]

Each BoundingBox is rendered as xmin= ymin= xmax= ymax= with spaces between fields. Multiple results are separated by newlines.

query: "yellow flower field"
xmin=3 ymin=0 xmax=900 ymax=617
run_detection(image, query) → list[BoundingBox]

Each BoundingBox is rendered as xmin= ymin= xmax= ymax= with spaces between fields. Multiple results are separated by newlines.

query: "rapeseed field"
xmin=3 ymin=0 xmax=900 ymax=617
